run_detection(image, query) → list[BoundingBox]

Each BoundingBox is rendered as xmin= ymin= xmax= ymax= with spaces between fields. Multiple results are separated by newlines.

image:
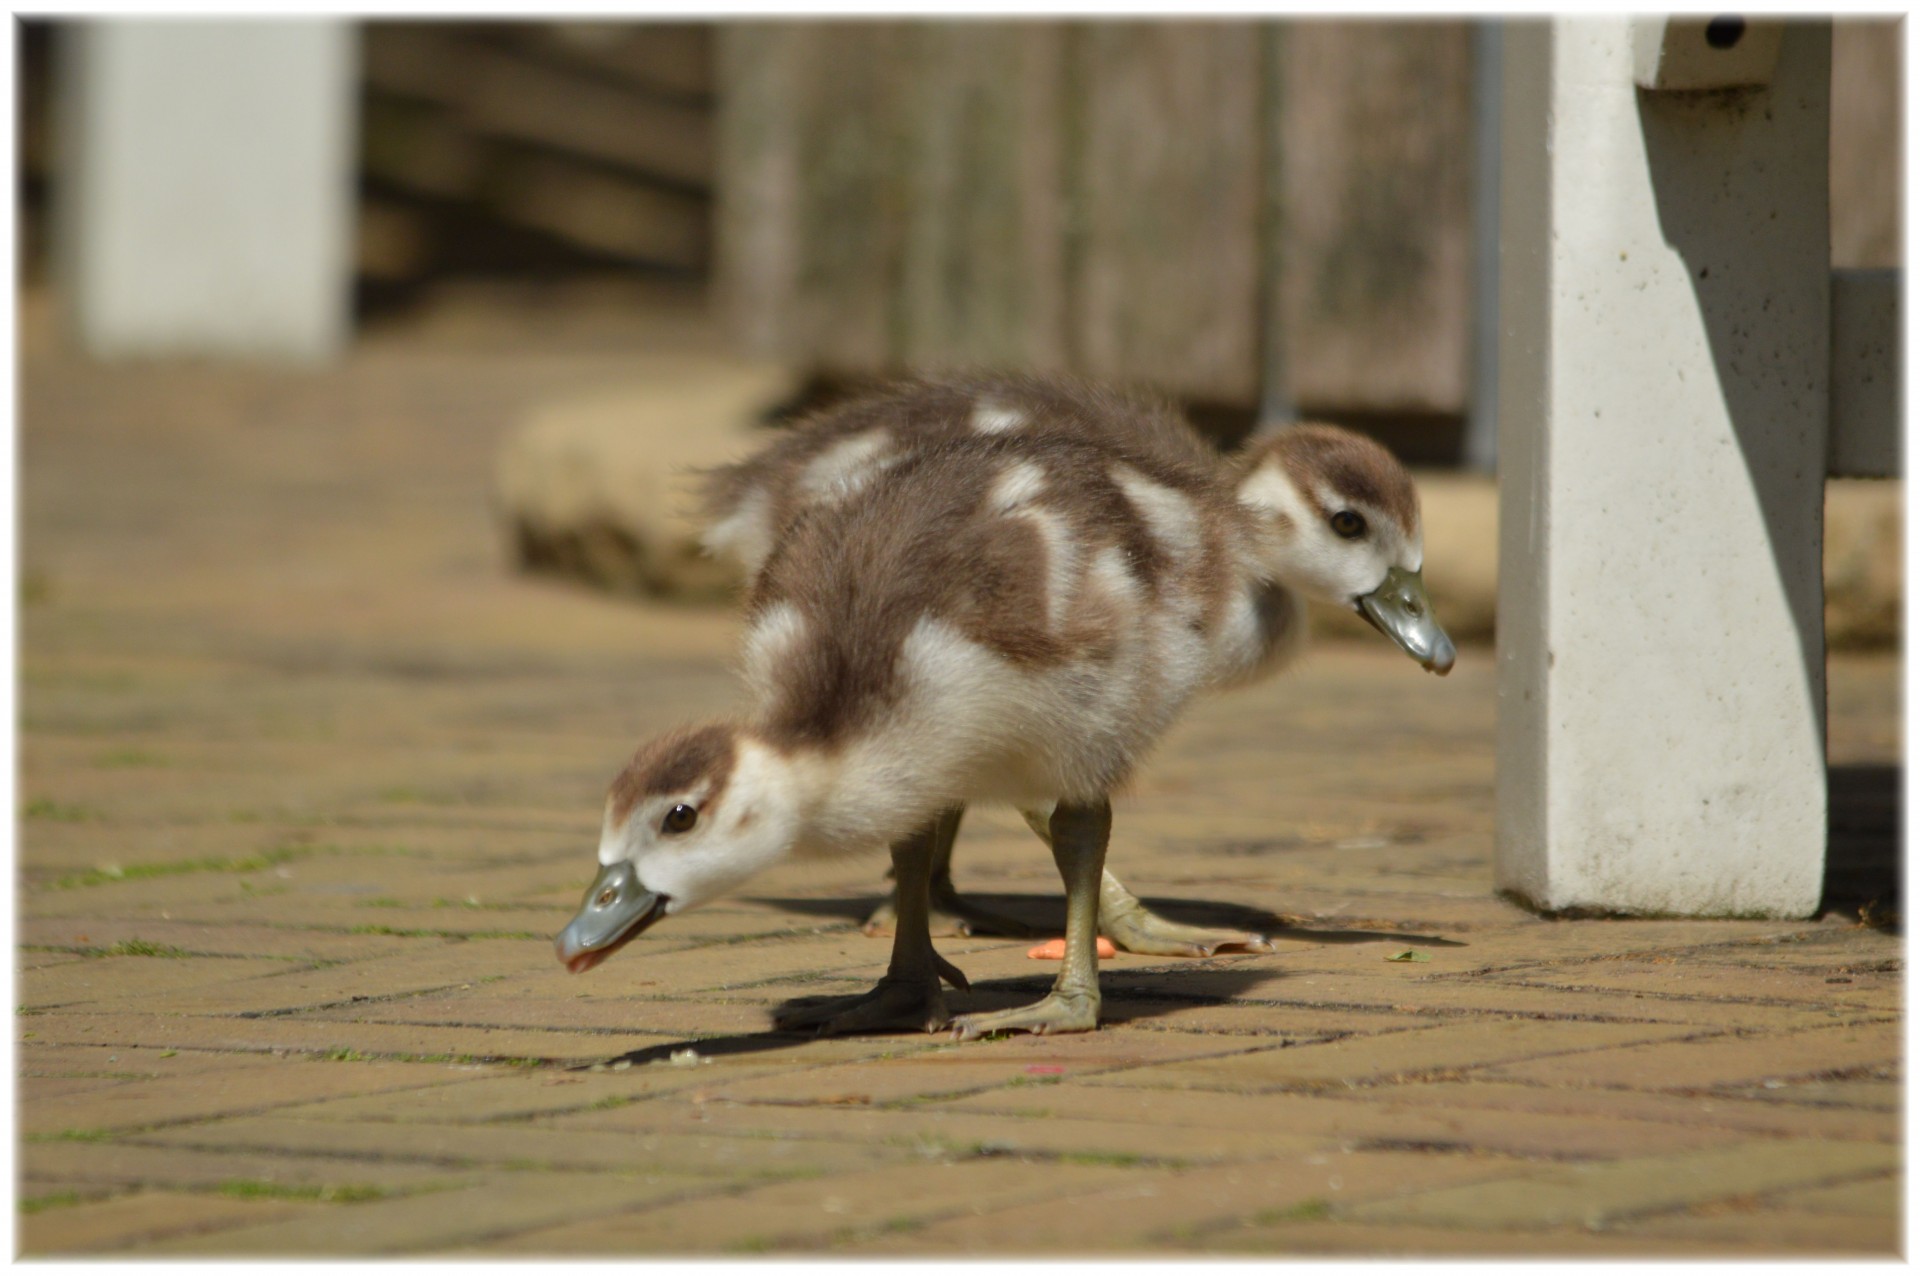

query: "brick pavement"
xmin=15 ymin=288 xmax=1903 ymax=1257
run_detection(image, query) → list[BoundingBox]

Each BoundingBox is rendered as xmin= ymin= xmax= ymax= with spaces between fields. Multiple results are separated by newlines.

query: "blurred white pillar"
xmin=1495 ymin=20 xmax=1831 ymax=917
xmin=58 ymin=20 xmax=358 ymax=361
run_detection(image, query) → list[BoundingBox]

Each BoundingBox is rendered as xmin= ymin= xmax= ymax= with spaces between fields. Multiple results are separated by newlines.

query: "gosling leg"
xmin=862 ymin=806 xmax=1040 ymax=939
xmin=775 ymin=816 xmax=966 ymax=1035
xmin=951 ymin=799 xmax=1110 ymax=1040
xmin=1021 ymin=806 xmax=1274 ymax=958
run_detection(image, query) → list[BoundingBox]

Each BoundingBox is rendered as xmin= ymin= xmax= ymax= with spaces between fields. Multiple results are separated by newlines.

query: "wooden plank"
xmin=897 ymin=22 xmax=1069 ymax=371
xmin=534 ymin=22 xmax=715 ymax=101
xmin=355 ymin=197 xmax=430 ymax=280
xmin=712 ymin=20 xmax=1476 ymax=413
xmin=1068 ymin=23 xmax=1264 ymax=401
xmin=1280 ymin=21 xmax=1474 ymax=413
xmin=790 ymin=22 xmax=917 ymax=374
xmin=492 ymin=151 xmax=708 ymax=270
xmin=364 ymin=24 xmax=712 ymax=188
xmin=718 ymin=22 xmax=915 ymax=374
xmin=359 ymin=95 xmax=487 ymax=201
xmin=715 ymin=23 xmax=807 ymax=357
xmin=1829 ymin=19 xmax=1902 ymax=270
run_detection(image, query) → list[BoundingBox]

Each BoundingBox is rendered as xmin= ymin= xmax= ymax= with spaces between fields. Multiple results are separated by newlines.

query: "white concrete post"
xmin=1494 ymin=20 xmax=1831 ymax=917
xmin=58 ymin=20 xmax=358 ymax=362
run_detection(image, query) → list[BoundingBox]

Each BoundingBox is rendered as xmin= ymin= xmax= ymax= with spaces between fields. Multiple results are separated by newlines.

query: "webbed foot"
xmin=950 ymin=988 xmax=1100 ymax=1041
xmin=774 ymin=974 xmax=954 ymax=1036
xmin=1099 ymin=870 xmax=1274 ymax=958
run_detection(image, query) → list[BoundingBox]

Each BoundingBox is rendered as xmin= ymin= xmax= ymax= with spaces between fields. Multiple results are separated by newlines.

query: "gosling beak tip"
xmin=1356 ymin=566 xmax=1456 ymax=676
xmin=555 ymin=861 xmax=667 ymax=973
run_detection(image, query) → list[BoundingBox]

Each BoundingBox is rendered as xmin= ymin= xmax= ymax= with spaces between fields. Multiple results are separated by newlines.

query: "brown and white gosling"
xmin=555 ymin=375 xmax=1453 ymax=1040
xmin=696 ymin=374 xmax=1453 ymax=956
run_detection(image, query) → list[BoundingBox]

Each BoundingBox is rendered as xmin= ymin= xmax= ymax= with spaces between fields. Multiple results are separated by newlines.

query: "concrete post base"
xmin=1494 ymin=20 xmax=1832 ymax=918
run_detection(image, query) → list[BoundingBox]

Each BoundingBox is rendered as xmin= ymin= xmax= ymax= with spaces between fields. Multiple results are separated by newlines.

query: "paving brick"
xmin=1086 ymin=1020 xmax=1701 ymax=1093
xmin=1208 ymin=969 xmax=1857 ymax=1033
xmin=20 ymin=954 xmax=306 ymax=1010
xmin=558 ymin=1093 xmax=1328 ymax=1165
xmin=133 ymin=1170 xmax=694 ymax=1255
xmin=1342 ymin=1140 xmax=1898 ymax=1230
xmin=1610 ymin=1207 xmax=1900 ymax=1254
xmin=302 ymin=984 xmax=769 ymax=1037
xmin=135 ymin=1113 xmax=911 ymax=1179
xmin=265 ymin=1064 xmax=793 ymax=1125
xmin=1091 ymin=999 xmax=1446 ymax=1038
xmin=21 ymin=1009 xmax=679 ymax=1065
xmin=1768 ymin=1172 xmax=1902 ymax=1217
xmin=18 ymin=1059 xmax=449 ymax=1136
xmin=464 ymin=1158 xmax=1137 ymax=1254
xmin=21 ymin=1138 xmax=459 ymax=1195
xmin=22 ymin=1074 xmax=132 ymax=1104
xmin=20 ymin=914 xmax=427 ymax=963
xmin=700 ymin=1031 xmax=1275 ymax=1107
xmin=19 ymin=1041 xmax=343 ymax=1081
xmin=1402 ymin=920 xmax=1839 ymax=972
xmin=1695 ymin=931 xmax=1905 ymax=971
xmin=1326 ymin=1078 xmax=1901 ymax=1145
xmin=844 ymin=1149 xmax=1535 ymax=1253
xmin=18 ymin=951 xmax=87 ymax=972
xmin=18 ymin=1189 xmax=320 ymax=1256
xmin=70 ymin=939 xmax=562 ymax=1018
xmin=1488 ymin=1020 xmax=1902 ymax=1092
xmin=1715 ymin=1074 xmax=1903 ymax=1109
xmin=941 ymin=1081 xmax=1745 ymax=1162
xmin=1498 ymin=959 xmax=1901 ymax=1014
xmin=1197 ymin=1217 xmax=1782 ymax=1257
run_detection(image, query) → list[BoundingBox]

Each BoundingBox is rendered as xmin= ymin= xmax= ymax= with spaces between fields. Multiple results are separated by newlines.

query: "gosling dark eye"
xmin=661 ymin=804 xmax=698 ymax=835
xmin=1330 ymin=510 xmax=1366 ymax=539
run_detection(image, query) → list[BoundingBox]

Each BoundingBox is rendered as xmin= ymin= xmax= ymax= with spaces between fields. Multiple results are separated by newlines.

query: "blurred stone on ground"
xmin=493 ymin=356 xmax=798 ymax=601
xmin=1823 ymin=479 xmax=1904 ymax=649
xmin=17 ymin=282 xmax=1902 ymax=1258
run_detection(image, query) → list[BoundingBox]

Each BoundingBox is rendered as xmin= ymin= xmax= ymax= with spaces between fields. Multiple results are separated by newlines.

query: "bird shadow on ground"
xmin=747 ymin=891 xmax=1465 ymax=950
xmin=582 ymin=965 xmax=1286 ymax=1071
xmin=579 ymin=917 xmax=1443 ymax=1074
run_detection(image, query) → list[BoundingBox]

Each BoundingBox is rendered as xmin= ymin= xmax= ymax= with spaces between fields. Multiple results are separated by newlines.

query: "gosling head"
xmin=555 ymin=723 xmax=802 ymax=973
xmin=1235 ymin=424 xmax=1455 ymax=675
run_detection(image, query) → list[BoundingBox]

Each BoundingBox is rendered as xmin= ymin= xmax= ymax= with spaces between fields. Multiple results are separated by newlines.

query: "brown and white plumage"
xmin=556 ymin=375 xmax=1452 ymax=1036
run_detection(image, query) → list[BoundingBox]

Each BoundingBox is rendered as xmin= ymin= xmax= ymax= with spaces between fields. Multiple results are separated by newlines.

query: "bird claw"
xmin=1101 ymin=909 xmax=1273 ymax=959
xmin=932 ymin=949 xmax=970 ymax=993
xmin=950 ymin=990 xmax=1099 ymax=1042
xmin=773 ymin=975 xmax=954 ymax=1036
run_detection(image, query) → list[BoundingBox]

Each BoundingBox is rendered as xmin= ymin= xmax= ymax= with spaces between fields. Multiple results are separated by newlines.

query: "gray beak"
xmin=1355 ymin=565 xmax=1456 ymax=675
xmin=555 ymin=860 xmax=667 ymax=974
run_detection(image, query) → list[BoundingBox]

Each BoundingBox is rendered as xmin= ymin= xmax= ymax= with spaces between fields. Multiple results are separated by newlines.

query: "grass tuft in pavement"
xmin=1253 ymin=1197 xmax=1333 ymax=1225
xmin=93 ymin=748 xmax=166 ymax=769
xmin=19 ymin=1190 xmax=99 ymax=1214
xmin=95 ymin=940 xmax=194 ymax=959
xmin=44 ymin=842 xmax=427 ymax=891
xmin=214 ymin=1180 xmax=388 ymax=1204
xmin=23 ymin=799 xmax=100 ymax=823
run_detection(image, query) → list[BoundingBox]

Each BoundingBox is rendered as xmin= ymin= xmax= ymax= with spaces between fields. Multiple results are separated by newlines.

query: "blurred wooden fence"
xmin=357 ymin=22 xmax=714 ymax=281
xmin=716 ymin=21 xmax=1476 ymax=413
